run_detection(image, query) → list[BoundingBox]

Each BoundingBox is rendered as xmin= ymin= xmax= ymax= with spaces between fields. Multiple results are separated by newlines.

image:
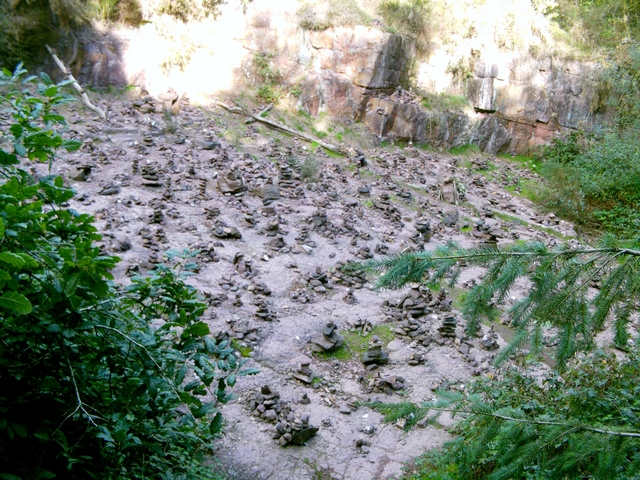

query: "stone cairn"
xmin=481 ymin=326 xmax=500 ymax=351
xmin=310 ymin=321 xmax=344 ymax=353
xmin=331 ymin=262 xmax=367 ymax=289
xmin=343 ymin=288 xmax=358 ymax=305
xmin=149 ymin=199 xmax=164 ymax=224
xmin=362 ymin=336 xmax=389 ymax=367
xmin=140 ymin=163 xmax=162 ymax=187
xmin=212 ymin=221 xmax=242 ymax=240
xmin=438 ymin=315 xmax=458 ymax=338
xmin=411 ymin=218 xmax=432 ymax=247
xmin=247 ymin=386 xmax=319 ymax=447
xmin=303 ymin=267 xmax=332 ymax=294
xmin=195 ymin=178 xmax=207 ymax=200
xmin=407 ymin=352 xmax=426 ymax=365
xmin=384 ymin=285 xmax=434 ymax=346
xmin=261 ymin=219 xmax=281 ymax=237
xmin=253 ymin=297 xmax=276 ymax=322
xmin=261 ymin=180 xmax=280 ymax=210
xmin=292 ymin=360 xmax=315 ymax=384
xmin=217 ymin=170 xmax=244 ymax=195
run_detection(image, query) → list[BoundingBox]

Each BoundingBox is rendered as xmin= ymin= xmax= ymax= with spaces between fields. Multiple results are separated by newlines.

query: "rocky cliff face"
xmin=51 ymin=1 xmax=602 ymax=154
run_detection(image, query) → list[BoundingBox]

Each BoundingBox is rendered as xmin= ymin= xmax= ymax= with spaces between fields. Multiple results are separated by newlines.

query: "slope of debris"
xmin=33 ymin=93 xmax=576 ymax=480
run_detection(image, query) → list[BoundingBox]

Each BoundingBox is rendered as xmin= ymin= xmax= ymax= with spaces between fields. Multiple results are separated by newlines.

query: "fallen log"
xmin=216 ymin=101 xmax=345 ymax=155
xmin=45 ymin=44 xmax=106 ymax=121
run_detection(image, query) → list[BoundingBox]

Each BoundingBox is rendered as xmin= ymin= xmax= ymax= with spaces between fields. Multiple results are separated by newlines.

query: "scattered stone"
xmin=217 ymin=170 xmax=244 ymax=194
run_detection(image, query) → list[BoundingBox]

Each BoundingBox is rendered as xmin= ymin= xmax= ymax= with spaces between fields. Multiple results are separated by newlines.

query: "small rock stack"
xmin=331 ymin=262 xmax=367 ymax=289
xmin=481 ymin=327 xmax=500 ymax=350
xmin=362 ymin=336 xmax=389 ymax=367
xmin=195 ymin=178 xmax=207 ymax=200
xmin=438 ymin=315 xmax=458 ymax=338
xmin=247 ymin=386 xmax=319 ymax=447
xmin=261 ymin=219 xmax=281 ymax=236
xmin=292 ymin=360 xmax=315 ymax=384
xmin=253 ymin=297 xmax=276 ymax=322
xmin=212 ymin=221 xmax=242 ymax=240
xmin=278 ymin=164 xmax=297 ymax=190
xmin=217 ymin=170 xmax=244 ymax=195
xmin=141 ymin=163 xmax=162 ymax=187
xmin=304 ymin=267 xmax=332 ymax=294
xmin=310 ymin=321 xmax=343 ymax=353
xmin=365 ymin=373 xmax=406 ymax=395
xmin=149 ymin=200 xmax=164 ymax=224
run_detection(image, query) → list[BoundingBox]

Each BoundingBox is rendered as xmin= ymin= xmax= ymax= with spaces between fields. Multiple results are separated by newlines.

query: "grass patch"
xmin=493 ymin=211 xmax=572 ymax=240
xmin=420 ymin=93 xmax=468 ymax=110
xmin=498 ymin=153 xmax=541 ymax=173
xmin=449 ymin=144 xmax=481 ymax=156
xmin=314 ymin=325 xmax=394 ymax=361
xmin=231 ymin=339 xmax=253 ymax=358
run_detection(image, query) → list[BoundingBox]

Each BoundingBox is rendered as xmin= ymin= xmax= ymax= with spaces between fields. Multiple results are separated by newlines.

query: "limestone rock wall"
xmin=47 ymin=1 xmax=603 ymax=155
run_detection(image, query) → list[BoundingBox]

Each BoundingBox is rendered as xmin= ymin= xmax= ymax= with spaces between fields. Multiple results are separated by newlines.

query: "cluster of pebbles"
xmin=246 ymin=386 xmax=319 ymax=447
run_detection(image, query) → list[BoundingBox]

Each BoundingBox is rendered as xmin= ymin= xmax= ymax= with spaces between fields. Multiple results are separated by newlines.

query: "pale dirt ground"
xmin=31 ymin=95 xmax=576 ymax=480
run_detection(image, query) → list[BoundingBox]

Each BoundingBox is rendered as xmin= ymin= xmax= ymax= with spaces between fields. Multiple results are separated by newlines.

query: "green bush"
xmin=378 ymin=0 xmax=429 ymax=46
xmin=0 ymin=66 xmax=255 ymax=479
xmin=538 ymin=43 xmax=640 ymax=236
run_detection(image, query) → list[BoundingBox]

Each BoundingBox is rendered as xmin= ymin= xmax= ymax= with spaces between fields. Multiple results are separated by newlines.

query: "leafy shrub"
xmin=539 ymin=43 xmax=640 ymax=236
xmin=297 ymin=0 xmax=371 ymax=31
xmin=0 ymin=66 xmax=254 ymax=479
xmin=378 ymin=0 xmax=429 ymax=45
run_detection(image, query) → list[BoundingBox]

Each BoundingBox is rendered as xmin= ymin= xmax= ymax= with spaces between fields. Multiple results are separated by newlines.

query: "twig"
xmin=66 ymin=357 xmax=100 ymax=427
xmin=422 ymin=406 xmax=640 ymax=438
xmin=216 ymin=101 xmax=345 ymax=155
xmin=245 ymin=103 xmax=273 ymax=124
xmin=44 ymin=44 xmax=106 ymax=121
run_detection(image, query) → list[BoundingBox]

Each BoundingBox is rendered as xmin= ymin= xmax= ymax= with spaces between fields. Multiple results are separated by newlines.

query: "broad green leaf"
xmin=62 ymin=139 xmax=82 ymax=151
xmin=227 ymin=374 xmax=237 ymax=387
xmin=210 ymin=412 xmax=223 ymax=435
xmin=0 ymin=151 xmax=18 ymax=166
xmin=0 ymin=270 xmax=10 ymax=281
xmin=0 ymin=218 xmax=4 ymax=239
xmin=182 ymin=321 xmax=210 ymax=338
xmin=16 ymin=253 xmax=37 ymax=269
xmin=64 ymin=272 xmax=81 ymax=296
xmin=0 ymin=252 xmax=25 ymax=269
xmin=9 ymin=124 xmax=23 ymax=138
xmin=0 ymin=292 xmax=32 ymax=314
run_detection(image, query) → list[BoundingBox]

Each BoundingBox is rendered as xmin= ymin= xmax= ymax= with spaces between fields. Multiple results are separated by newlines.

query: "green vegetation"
xmin=377 ymin=0 xmax=429 ymax=50
xmin=448 ymin=144 xmax=481 ymax=156
xmin=378 ymin=350 xmax=640 ymax=479
xmin=548 ymin=0 xmax=640 ymax=49
xmin=296 ymin=0 xmax=371 ymax=31
xmin=315 ymin=325 xmax=394 ymax=361
xmin=537 ymin=43 xmax=640 ymax=237
xmin=252 ymin=51 xmax=283 ymax=103
xmin=420 ymin=93 xmax=468 ymax=111
xmin=0 ymin=66 xmax=256 ymax=479
xmin=361 ymin=236 xmax=640 ymax=478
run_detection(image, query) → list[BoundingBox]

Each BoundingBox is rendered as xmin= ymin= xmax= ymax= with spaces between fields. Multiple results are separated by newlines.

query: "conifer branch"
xmin=360 ymin=242 xmax=640 ymax=365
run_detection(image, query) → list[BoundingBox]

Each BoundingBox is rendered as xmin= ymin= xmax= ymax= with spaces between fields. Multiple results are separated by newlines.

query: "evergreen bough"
xmin=355 ymin=238 xmax=640 ymax=478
